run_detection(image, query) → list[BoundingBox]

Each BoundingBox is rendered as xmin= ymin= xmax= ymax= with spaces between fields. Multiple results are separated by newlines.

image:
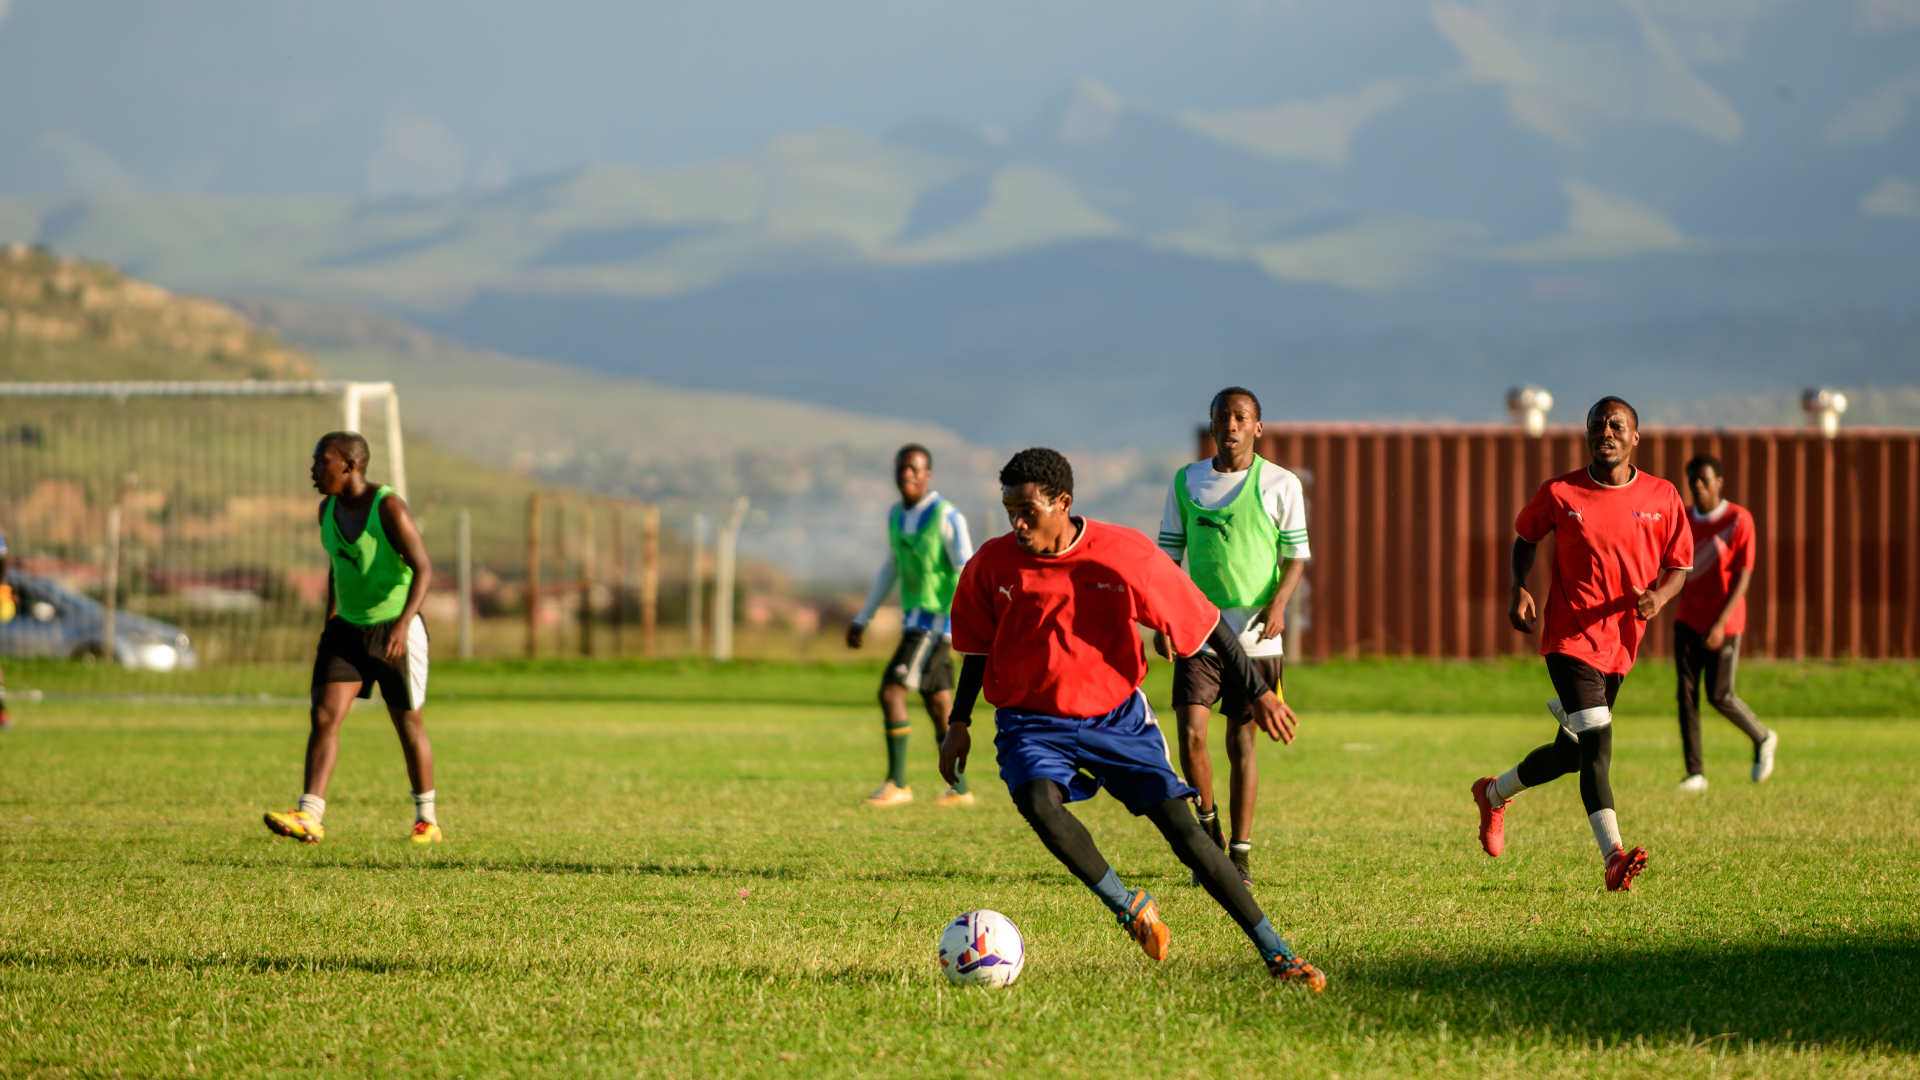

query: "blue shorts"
xmin=993 ymin=690 xmax=1195 ymax=815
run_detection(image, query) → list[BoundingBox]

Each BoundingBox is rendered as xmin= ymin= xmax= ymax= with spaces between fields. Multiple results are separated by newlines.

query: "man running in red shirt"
xmin=1470 ymin=398 xmax=1692 ymax=891
xmin=938 ymin=448 xmax=1325 ymax=990
xmin=1672 ymin=453 xmax=1777 ymax=791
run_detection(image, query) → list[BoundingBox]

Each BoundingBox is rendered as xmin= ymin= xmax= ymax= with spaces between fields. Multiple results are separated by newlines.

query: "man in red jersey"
xmin=937 ymin=448 xmax=1325 ymax=990
xmin=1470 ymin=398 xmax=1692 ymax=891
xmin=1672 ymin=453 xmax=1777 ymax=791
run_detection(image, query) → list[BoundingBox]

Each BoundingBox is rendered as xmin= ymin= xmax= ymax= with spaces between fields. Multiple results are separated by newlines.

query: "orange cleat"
xmin=1269 ymin=954 xmax=1328 ymax=993
xmin=263 ymin=808 xmax=324 ymax=844
xmin=411 ymin=821 xmax=443 ymax=844
xmin=1472 ymin=777 xmax=1506 ymax=857
xmin=1118 ymin=890 xmax=1171 ymax=962
xmin=1605 ymin=844 xmax=1647 ymax=891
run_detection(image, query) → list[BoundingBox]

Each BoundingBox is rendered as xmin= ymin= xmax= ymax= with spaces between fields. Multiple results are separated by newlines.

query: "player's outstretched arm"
xmin=1635 ymin=567 xmax=1689 ymax=621
xmin=379 ymin=495 xmax=433 ymax=663
xmin=939 ymin=653 xmax=987 ymax=785
xmin=1508 ymin=538 xmax=1539 ymax=633
xmin=1204 ymin=617 xmax=1297 ymax=744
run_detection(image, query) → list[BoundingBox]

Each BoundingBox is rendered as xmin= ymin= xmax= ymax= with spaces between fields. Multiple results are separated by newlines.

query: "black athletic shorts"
xmin=1172 ymin=651 xmax=1284 ymax=721
xmin=1544 ymin=652 xmax=1621 ymax=731
xmin=313 ymin=614 xmax=429 ymax=710
xmin=881 ymin=629 xmax=953 ymax=694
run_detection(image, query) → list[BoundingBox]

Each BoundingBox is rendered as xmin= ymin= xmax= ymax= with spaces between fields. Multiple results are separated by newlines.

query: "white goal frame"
xmin=0 ymin=381 xmax=407 ymax=499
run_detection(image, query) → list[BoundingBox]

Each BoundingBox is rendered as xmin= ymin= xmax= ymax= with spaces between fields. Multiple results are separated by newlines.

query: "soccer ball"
xmin=937 ymin=909 xmax=1025 ymax=988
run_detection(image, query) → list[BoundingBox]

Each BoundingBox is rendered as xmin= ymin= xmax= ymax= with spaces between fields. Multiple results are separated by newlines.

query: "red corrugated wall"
xmin=1196 ymin=426 xmax=1920 ymax=660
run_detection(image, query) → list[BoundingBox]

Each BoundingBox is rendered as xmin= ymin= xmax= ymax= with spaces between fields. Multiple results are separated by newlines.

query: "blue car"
xmin=0 ymin=572 xmax=199 ymax=671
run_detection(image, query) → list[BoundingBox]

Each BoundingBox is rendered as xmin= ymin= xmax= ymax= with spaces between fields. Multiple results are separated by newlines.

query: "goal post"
xmin=0 ymin=380 xmax=407 ymax=691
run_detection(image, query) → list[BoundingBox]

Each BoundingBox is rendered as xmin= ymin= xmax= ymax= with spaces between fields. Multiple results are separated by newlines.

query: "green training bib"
xmin=1178 ymin=457 xmax=1280 ymax=610
xmin=888 ymin=498 xmax=960 ymax=614
xmin=322 ymin=486 xmax=413 ymax=625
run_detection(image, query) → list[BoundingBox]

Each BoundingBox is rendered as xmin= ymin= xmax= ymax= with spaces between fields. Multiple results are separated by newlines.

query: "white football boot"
xmin=1752 ymin=729 xmax=1779 ymax=783
xmin=1676 ymin=774 xmax=1709 ymax=793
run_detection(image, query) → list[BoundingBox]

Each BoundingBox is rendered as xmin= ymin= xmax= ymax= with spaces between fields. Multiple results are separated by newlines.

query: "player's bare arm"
xmin=1706 ymin=567 xmax=1752 ymax=649
xmin=1257 ymin=558 xmax=1305 ymax=641
xmin=1509 ymin=537 xmax=1540 ymax=633
xmin=378 ymin=493 xmax=433 ymax=663
xmin=1634 ymin=567 xmax=1688 ymax=621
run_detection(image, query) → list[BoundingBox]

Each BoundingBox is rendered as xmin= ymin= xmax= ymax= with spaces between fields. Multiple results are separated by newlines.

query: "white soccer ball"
xmin=937 ymin=909 xmax=1026 ymax=988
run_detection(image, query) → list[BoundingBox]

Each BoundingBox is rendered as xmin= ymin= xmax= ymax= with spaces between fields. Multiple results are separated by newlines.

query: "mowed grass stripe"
xmin=2 ymin=676 xmax=1917 ymax=1078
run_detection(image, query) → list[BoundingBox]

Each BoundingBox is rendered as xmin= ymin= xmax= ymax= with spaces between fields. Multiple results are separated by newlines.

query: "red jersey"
xmin=1675 ymin=500 xmax=1755 ymax=635
xmin=1515 ymin=467 xmax=1693 ymax=675
xmin=950 ymin=519 xmax=1219 ymax=718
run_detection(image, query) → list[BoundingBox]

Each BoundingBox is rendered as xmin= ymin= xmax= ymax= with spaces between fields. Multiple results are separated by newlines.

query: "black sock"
xmin=1516 ymin=727 xmax=1582 ymax=788
xmin=1010 ymin=779 xmax=1113 ymax=891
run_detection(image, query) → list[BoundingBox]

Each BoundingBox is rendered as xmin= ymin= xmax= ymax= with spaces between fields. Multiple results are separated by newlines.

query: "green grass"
xmin=2 ymin=663 xmax=1917 ymax=1078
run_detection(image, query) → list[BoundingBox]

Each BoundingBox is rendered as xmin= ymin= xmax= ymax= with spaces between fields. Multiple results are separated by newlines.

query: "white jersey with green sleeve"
xmin=853 ymin=491 xmax=974 ymax=638
xmin=1157 ymin=457 xmax=1310 ymax=658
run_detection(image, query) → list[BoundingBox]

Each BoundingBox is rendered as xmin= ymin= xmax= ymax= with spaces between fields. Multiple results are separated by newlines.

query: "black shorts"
xmin=313 ymin=614 xmax=429 ymax=710
xmin=1544 ymin=652 xmax=1621 ymax=733
xmin=881 ymin=629 xmax=953 ymax=694
xmin=1172 ymin=651 xmax=1284 ymax=721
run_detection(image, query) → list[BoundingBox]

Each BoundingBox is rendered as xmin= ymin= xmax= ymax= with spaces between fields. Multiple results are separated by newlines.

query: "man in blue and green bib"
xmin=847 ymin=444 xmax=975 ymax=807
xmin=264 ymin=431 xmax=440 ymax=845
xmin=1155 ymin=387 xmax=1308 ymax=885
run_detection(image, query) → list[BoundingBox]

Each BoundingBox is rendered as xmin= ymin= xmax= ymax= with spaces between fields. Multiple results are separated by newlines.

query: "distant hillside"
xmin=0 ymin=243 xmax=317 ymax=381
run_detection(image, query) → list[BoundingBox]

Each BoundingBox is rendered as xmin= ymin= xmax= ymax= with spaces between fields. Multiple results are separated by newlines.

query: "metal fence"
xmin=1200 ymin=426 xmax=1920 ymax=661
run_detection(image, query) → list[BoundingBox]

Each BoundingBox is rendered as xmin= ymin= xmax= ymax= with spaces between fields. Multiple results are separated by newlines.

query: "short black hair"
xmin=1588 ymin=396 xmax=1639 ymax=428
xmin=1685 ymin=453 xmax=1723 ymax=481
xmin=896 ymin=443 xmax=932 ymax=469
xmin=1000 ymin=447 xmax=1074 ymax=500
xmin=1210 ymin=386 xmax=1262 ymax=420
xmin=318 ymin=431 xmax=370 ymax=471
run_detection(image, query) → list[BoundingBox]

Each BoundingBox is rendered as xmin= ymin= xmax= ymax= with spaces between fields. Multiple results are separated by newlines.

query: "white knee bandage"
xmin=1562 ymin=706 xmax=1612 ymax=735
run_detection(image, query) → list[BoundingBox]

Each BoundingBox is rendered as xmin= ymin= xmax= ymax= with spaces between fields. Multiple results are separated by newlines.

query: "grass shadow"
xmin=1342 ymin=937 xmax=1920 ymax=1051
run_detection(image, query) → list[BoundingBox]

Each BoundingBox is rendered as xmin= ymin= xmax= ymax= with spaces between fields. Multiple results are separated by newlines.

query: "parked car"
xmin=0 ymin=572 xmax=199 ymax=671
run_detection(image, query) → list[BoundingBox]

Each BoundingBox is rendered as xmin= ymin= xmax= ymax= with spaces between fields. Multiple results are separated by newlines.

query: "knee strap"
xmin=1562 ymin=706 xmax=1612 ymax=735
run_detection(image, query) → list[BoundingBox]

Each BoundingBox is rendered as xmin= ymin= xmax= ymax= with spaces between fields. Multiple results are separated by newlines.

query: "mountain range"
xmin=2 ymin=1 xmax=1916 ymax=444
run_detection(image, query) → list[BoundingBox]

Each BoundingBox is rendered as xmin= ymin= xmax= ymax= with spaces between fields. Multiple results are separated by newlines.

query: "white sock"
xmin=298 ymin=793 xmax=326 ymax=822
xmin=413 ymin=789 xmax=437 ymax=825
xmin=1491 ymin=767 xmax=1527 ymax=805
xmin=1589 ymin=808 xmax=1622 ymax=859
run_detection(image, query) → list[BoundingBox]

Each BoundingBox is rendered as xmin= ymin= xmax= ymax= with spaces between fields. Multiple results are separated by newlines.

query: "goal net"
xmin=0 ymin=381 xmax=406 ymax=696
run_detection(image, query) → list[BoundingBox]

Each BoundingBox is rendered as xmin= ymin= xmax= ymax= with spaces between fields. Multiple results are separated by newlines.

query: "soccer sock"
xmin=298 ymin=793 xmax=326 ymax=822
xmin=413 ymin=789 xmax=437 ymax=825
xmin=1246 ymin=916 xmax=1297 ymax=964
xmin=1576 ymin=725 xmax=1615 ymax=815
xmin=1492 ymin=766 xmax=1528 ymax=805
xmin=885 ymin=722 xmax=911 ymax=788
xmin=1089 ymin=866 xmax=1132 ymax=917
xmin=1589 ymin=808 xmax=1622 ymax=858
xmin=1197 ymin=807 xmax=1222 ymax=842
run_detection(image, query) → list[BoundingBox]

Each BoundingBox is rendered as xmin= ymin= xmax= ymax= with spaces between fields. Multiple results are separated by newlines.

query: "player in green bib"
xmin=263 ymin=431 xmax=440 ymax=845
xmin=847 ymin=444 xmax=975 ymax=807
xmin=1156 ymin=387 xmax=1308 ymax=885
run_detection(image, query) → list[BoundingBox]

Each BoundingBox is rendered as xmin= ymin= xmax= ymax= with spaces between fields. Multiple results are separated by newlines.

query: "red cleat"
xmin=1471 ymin=777 xmax=1506 ymax=857
xmin=1605 ymin=844 xmax=1647 ymax=891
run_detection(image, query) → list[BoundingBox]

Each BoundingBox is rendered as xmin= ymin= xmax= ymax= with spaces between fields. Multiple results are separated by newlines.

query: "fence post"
xmin=642 ymin=504 xmax=659 ymax=657
xmin=579 ymin=501 xmax=596 ymax=658
xmin=713 ymin=496 xmax=749 ymax=662
xmin=688 ymin=514 xmax=705 ymax=656
xmin=526 ymin=494 xmax=541 ymax=658
xmin=457 ymin=509 xmax=473 ymax=661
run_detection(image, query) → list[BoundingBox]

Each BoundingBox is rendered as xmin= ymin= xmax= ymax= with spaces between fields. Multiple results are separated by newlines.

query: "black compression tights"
xmin=1515 ymin=725 xmax=1614 ymax=814
xmin=1009 ymin=779 xmax=1266 ymax=932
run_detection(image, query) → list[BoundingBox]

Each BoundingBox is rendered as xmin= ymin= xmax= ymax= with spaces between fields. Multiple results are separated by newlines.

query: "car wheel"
xmin=69 ymin=641 xmax=105 ymax=663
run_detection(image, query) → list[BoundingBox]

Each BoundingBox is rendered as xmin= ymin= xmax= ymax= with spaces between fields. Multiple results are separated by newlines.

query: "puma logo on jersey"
xmin=1196 ymin=514 xmax=1234 ymax=539
xmin=997 ymin=584 xmax=1015 ymax=602
xmin=1566 ymin=510 xmax=1584 ymax=521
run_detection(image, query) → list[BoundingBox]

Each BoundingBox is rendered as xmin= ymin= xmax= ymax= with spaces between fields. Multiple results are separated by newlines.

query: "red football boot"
xmin=1605 ymin=844 xmax=1647 ymax=891
xmin=1471 ymin=777 xmax=1506 ymax=857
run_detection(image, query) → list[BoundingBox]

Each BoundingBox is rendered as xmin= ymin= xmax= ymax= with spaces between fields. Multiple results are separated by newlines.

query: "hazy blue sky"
xmin=18 ymin=0 xmax=1914 ymax=194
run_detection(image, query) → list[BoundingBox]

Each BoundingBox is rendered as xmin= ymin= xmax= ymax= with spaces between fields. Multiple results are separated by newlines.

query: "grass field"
xmin=3 ymin=660 xmax=1917 ymax=1078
